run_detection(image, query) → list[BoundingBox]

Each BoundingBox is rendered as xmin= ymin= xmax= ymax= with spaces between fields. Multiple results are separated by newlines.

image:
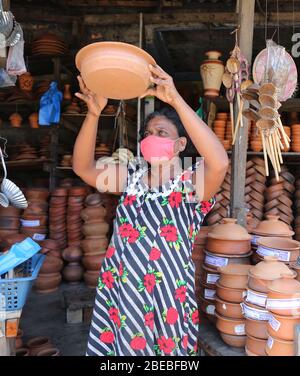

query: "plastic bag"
xmin=39 ymin=81 xmax=63 ymax=126
xmin=0 ymin=67 xmax=16 ymax=87
xmin=6 ymin=39 xmax=27 ymax=76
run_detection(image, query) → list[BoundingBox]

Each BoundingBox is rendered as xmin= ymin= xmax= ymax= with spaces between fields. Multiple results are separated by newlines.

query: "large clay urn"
xmin=200 ymin=51 xmax=224 ymax=98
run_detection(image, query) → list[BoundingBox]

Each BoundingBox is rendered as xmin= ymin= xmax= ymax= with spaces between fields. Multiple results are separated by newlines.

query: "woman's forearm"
xmin=172 ymin=95 xmax=228 ymax=170
xmin=73 ymin=112 xmax=99 ymax=174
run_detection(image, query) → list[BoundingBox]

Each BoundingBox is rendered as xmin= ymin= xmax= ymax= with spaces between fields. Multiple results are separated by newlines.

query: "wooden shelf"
xmin=56 ymin=166 xmax=73 ymax=170
xmin=6 ymin=158 xmax=52 ymax=169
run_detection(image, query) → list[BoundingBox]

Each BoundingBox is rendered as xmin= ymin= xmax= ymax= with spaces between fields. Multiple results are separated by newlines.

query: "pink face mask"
xmin=140 ymin=135 xmax=179 ymax=163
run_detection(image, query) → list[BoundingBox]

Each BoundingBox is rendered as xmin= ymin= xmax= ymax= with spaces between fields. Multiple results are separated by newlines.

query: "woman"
xmin=73 ymin=64 xmax=228 ymax=356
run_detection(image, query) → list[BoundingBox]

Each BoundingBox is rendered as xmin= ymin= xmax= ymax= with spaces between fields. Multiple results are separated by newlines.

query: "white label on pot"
xmin=207 ymin=273 xmax=220 ymax=284
xmin=267 ymin=336 xmax=274 ymax=349
xmin=242 ymin=291 xmax=247 ymax=298
xmin=257 ymin=245 xmax=291 ymax=262
xmin=222 ymin=303 xmax=227 ymax=310
xmin=251 ymin=235 xmax=260 ymax=245
xmin=266 ymin=298 xmax=300 ymax=310
xmin=268 ymin=315 xmax=281 ymax=332
xmin=32 ymin=233 xmax=46 ymax=241
xmin=242 ymin=303 xmax=270 ymax=321
xmin=204 ymin=288 xmax=216 ymax=300
xmin=20 ymin=219 xmax=40 ymax=227
xmin=205 ymin=254 xmax=228 ymax=267
xmin=234 ymin=324 xmax=245 ymax=335
xmin=246 ymin=290 xmax=267 ymax=307
xmin=206 ymin=305 xmax=215 ymax=315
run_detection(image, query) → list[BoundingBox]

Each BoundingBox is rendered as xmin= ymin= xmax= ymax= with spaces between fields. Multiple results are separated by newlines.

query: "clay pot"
xmin=0 ymin=216 xmax=20 ymax=229
xmin=267 ymin=312 xmax=300 ymax=341
xmin=0 ymin=228 xmax=19 ymax=237
xmin=200 ymin=265 xmax=220 ymax=288
xmin=39 ymin=239 xmax=59 ymax=250
xmin=241 ymin=300 xmax=270 ymax=321
xmin=245 ymin=317 xmax=268 ymax=340
xmin=18 ymin=72 xmax=34 ymax=92
xmin=204 ymin=250 xmax=252 ymax=271
xmin=266 ymin=336 xmax=295 ymax=356
xmin=51 ymin=188 xmax=68 ymax=196
xmin=199 ymin=295 xmax=216 ymax=317
xmin=219 ymin=333 xmax=247 ymax=348
xmin=85 ymin=193 xmax=102 ymax=206
xmin=37 ymin=347 xmax=60 ymax=356
xmin=216 ymin=282 xmax=246 ymax=303
xmin=215 ymin=297 xmax=243 ymax=319
xmin=62 ymin=262 xmax=84 ymax=283
xmin=245 ymin=335 xmax=267 ymax=356
xmin=84 ymin=270 xmax=100 ymax=288
xmin=248 ymin=256 xmax=296 ymax=293
xmin=27 ymin=336 xmax=53 ymax=356
xmin=0 ymin=206 xmax=21 ymax=217
xmin=266 ymin=274 xmax=300 ymax=315
xmin=9 ymin=112 xmax=23 ymax=128
xmin=252 ymin=215 xmax=294 ymax=237
xmin=200 ymin=282 xmax=216 ymax=301
xmin=29 ymin=112 xmax=39 ymax=128
xmin=256 ymin=237 xmax=300 ymax=263
xmin=20 ymin=226 xmax=47 ymax=237
xmin=68 ymin=186 xmax=87 ymax=197
xmin=63 ymin=83 xmax=72 ymax=100
xmin=39 ymin=255 xmax=63 ymax=274
xmin=26 ymin=188 xmax=49 ymax=201
xmin=26 ymin=200 xmax=48 ymax=214
xmin=218 ymin=264 xmax=252 ymax=289
xmin=16 ymin=348 xmax=29 ymax=356
xmin=82 ymin=254 xmax=106 ymax=271
xmin=80 ymin=206 xmax=107 ymax=222
xmin=81 ymin=237 xmax=109 ymax=254
xmin=62 ymin=246 xmax=82 ymax=262
xmin=200 ymin=51 xmax=224 ymax=98
xmin=290 ymin=260 xmax=300 ymax=282
xmin=245 ymin=288 xmax=267 ymax=308
xmin=215 ymin=313 xmax=246 ymax=336
xmin=34 ymin=272 xmax=62 ymax=293
xmin=82 ymin=221 xmax=110 ymax=237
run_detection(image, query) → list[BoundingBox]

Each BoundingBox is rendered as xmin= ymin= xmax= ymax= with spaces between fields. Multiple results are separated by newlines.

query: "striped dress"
xmin=86 ymin=157 xmax=215 ymax=356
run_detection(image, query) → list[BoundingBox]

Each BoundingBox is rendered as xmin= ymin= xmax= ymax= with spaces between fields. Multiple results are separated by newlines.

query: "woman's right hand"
xmin=75 ymin=75 xmax=108 ymax=117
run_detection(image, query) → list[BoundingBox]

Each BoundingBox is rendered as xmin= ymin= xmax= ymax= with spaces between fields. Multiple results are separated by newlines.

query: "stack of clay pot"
xmin=255 ymin=237 xmax=300 ymax=265
xmin=215 ymin=264 xmax=251 ymax=348
xmin=264 ymin=167 xmax=295 ymax=226
xmin=291 ymin=124 xmax=300 ymax=152
xmin=245 ymin=158 xmax=266 ymax=223
xmin=62 ymin=186 xmax=88 ymax=284
xmin=0 ymin=206 xmax=21 ymax=240
xmin=250 ymin=215 xmax=295 ymax=264
xmin=49 ymin=188 xmax=68 ymax=250
xmin=244 ymin=256 xmax=296 ymax=356
xmin=21 ymin=189 xmax=49 ymax=241
xmin=62 ymin=245 xmax=83 ymax=285
xmin=265 ymin=274 xmax=300 ymax=356
xmin=201 ymin=218 xmax=252 ymax=325
xmin=25 ymin=336 xmax=61 ymax=356
xmin=205 ymin=162 xmax=231 ymax=226
xmin=213 ymin=112 xmax=231 ymax=151
xmin=249 ymin=122 xmax=263 ymax=152
xmin=81 ymin=193 xmax=110 ymax=288
xmin=294 ymin=178 xmax=300 ymax=242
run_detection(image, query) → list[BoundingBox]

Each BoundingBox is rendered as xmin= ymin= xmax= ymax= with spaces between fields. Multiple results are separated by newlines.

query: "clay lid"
xmin=268 ymin=273 xmax=300 ymax=294
xmin=249 ymin=256 xmax=295 ymax=280
xmin=207 ymin=218 xmax=251 ymax=241
xmin=257 ymin=237 xmax=300 ymax=251
xmin=219 ymin=264 xmax=252 ymax=276
xmin=252 ymin=215 xmax=294 ymax=237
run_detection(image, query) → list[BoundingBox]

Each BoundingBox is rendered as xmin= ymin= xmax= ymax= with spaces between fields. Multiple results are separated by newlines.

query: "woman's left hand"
xmin=140 ymin=64 xmax=181 ymax=106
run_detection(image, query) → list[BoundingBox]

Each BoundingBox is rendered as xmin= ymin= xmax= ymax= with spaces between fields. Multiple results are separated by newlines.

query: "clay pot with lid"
xmin=204 ymin=250 xmax=252 ymax=270
xmin=215 ymin=297 xmax=243 ymax=319
xmin=219 ymin=333 xmax=246 ymax=348
xmin=245 ymin=317 xmax=268 ymax=340
xmin=62 ymin=262 xmax=84 ymax=284
xmin=245 ymin=335 xmax=267 ymax=356
xmin=216 ymin=282 xmax=246 ymax=303
xmin=266 ymin=274 xmax=300 ymax=315
xmin=266 ymin=335 xmax=295 ymax=356
xmin=206 ymin=218 xmax=251 ymax=255
xmin=215 ymin=313 xmax=246 ymax=336
xmin=200 ymin=265 xmax=220 ymax=288
xmin=218 ymin=264 xmax=251 ymax=289
xmin=200 ymin=282 xmax=216 ymax=301
xmin=27 ymin=336 xmax=53 ymax=356
xmin=245 ymin=288 xmax=267 ymax=308
xmin=248 ymin=256 xmax=296 ymax=293
xmin=199 ymin=295 xmax=216 ymax=318
xmin=256 ymin=237 xmax=300 ymax=263
xmin=267 ymin=312 xmax=300 ymax=341
xmin=39 ymin=255 xmax=63 ymax=274
xmin=252 ymin=215 xmax=294 ymax=237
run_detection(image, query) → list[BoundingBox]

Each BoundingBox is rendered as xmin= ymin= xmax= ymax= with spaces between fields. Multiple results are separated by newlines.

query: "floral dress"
xmin=86 ymin=157 xmax=215 ymax=356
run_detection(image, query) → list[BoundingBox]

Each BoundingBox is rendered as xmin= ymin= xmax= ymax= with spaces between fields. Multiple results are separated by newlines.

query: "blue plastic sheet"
xmin=39 ymin=81 xmax=63 ymax=126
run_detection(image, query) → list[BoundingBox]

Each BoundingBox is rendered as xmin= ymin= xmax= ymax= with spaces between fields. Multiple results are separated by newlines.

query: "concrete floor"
xmin=20 ymin=283 xmax=91 ymax=356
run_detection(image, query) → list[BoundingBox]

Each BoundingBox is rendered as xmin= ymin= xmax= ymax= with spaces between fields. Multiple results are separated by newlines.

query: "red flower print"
xmin=102 ymin=271 xmax=114 ymax=289
xmin=168 ymin=192 xmax=182 ymax=208
xmin=130 ymin=335 xmax=147 ymax=351
xmin=128 ymin=228 xmax=140 ymax=243
xmin=119 ymin=261 xmax=123 ymax=277
xmin=100 ymin=330 xmax=114 ymax=344
xmin=182 ymin=335 xmax=188 ymax=350
xmin=149 ymin=247 xmax=161 ymax=261
xmin=191 ymin=309 xmax=199 ymax=324
xmin=123 ymin=195 xmax=136 ymax=206
xmin=194 ymin=342 xmax=198 ymax=354
xmin=184 ymin=312 xmax=189 ymax=322
xmin=157 ymin=336 xmax=176 ymax=354
xmin=144 ymin=312 xmax=154 ymax=330
xmin=144 ymin=273 xmax=156 ymax=293
xmin=175 ymin=286 xmax=187 ymax=303
xmin=106 ymin=246 xmax=116 ymax=258
xmin=160 ymin=224 xmax=178 ymax=242
xmin=180 ymin=171 xmax=191 ymax=181
xmin=119 ymin=223 xmax=134 ymax=238
xmin=189 ymin=225 xmax=194 ymax=238
xmin=109 ymin=307 xmax=121 ymax=328
xmin=200 ymin=200 xmax=213 ymax=214
xmin=166 ymin=307 xmax=178 ymax=325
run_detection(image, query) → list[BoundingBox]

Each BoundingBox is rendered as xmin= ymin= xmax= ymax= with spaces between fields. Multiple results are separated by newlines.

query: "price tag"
xmin=205 ymin=253 xmax=228 ymax=267
xmin=32 ymin=233 xmax=46 ymax=241
xmin=268 ymin=315 xmax=281 ymax=332
xmin=234 ymin=324 xmax=245 ymax=335
xmin=206 ymin=273 xmax=220 ymax=285
xmin=266 ymin=298 xmax=300 ymax=309
xmin=20 ymin=219 xmax=40 ymax=227
xmin=257 ymin=245 xmax=291 ymax=262
xmin=267 ymin=336 xmax=274 ymax=349
xmin=251 ymin=235 xmax=260 ymax=245
xmin=206 ymin=305 xmax=216 ymax=315
xmin=242 ymin=303 xmax=270 ymax=321
xmin=246 ymin=289 xmax=267 ymax=307
xmin=204 ymin=288 xmax=216 ymax=300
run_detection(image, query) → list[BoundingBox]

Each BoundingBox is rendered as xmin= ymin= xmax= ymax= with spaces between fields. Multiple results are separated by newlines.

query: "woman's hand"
xmin=140 ymin=64 xmax=181 ymax=106
xmin=75 ymin=75 xmax=108 ymax=117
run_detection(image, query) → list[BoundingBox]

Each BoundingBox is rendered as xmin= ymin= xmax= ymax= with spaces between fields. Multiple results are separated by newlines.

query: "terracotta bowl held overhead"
xmin=75 ymin=42 xmax=156 ymax=100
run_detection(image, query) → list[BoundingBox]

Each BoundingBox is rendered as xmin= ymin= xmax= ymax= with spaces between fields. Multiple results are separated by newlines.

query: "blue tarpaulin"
xmin=39 ymin=81 xmax=63 ymax=126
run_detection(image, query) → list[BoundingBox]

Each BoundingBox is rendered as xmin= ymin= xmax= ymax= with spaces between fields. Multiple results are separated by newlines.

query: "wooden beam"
xmin=230 ymin=0 xmax=255 ymax=227
xmin=2 ymin=0 xmax=10 ymax=11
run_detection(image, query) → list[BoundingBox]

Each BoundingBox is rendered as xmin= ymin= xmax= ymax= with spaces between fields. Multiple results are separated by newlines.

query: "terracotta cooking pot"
xmin=267 ymin=312 xmax=300 ymax=341
xmin=245 ymin=334 xmax=267 ymax=356
xmin=62 ymin=263 xmax=84 ymax=283
xmin=26 ymin=188 xmax=49 ymax=201
xmin=252 ymin=215 xmax=294 ymax=237
xmin=82 ymin=254 xmax=106 ymax=271
xmin=198 ymin=295 xmax=216 ymax=318
xmin=219 ymin=333 xmax=247 ymax=348
xmin=62 ymin=246 xmax=82 ymax=263
xmin=245 ymin=317 xmax=268 ymax=340
xmin=218 ymin=264 xmax=252 ymax=289
xmin=34 ymin=272 xmax=62 ymax=293
xmin=80 ymin=206 xmax=107 ymax=222
xmin=84 ymin=270 xmax=100 ymax=288
xmin=21 ymin=215 xmax=48 ymax=227
xmin=0 ymin=206 xmax=21 ymax=217
xmin=200 ymin=264 xmax=220 ymax=288
xmin=266 ymin=335 xmax=295 ymax=356
xmin=39 ymin=255 xmax=63 ymax=274
xmin=245 ymin=288 xmax=267 ymax=308
xmin=82 ymin=221 xmax=110 ymax=237
xmin=81 ymin=237 xmax=109 ymax=254
xmin=215 ymin=297 xmax=244 ymax=319
xmin=199 ymin=282 xmax=216 ymax=301
xmin=215 ymin=313 xmax=246 ymax=336
xmin=241 ymin=300 xmax=270 ymax=321
xmin=204 ymin=250 xmax=252 ymax=271
xmin=256 ymin=237 xmax=300 ymax=263
xmin=215 ymin=282 xmax=246 ymax=303
xmin=38 ymin=239 xmax=59 ymax=250
xmin=289 ymin=259 xmax=300 ymax=282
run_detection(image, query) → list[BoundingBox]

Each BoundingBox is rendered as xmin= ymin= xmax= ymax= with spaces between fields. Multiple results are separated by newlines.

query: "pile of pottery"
xmin=291 ymin=124 xmax=300 ymax=152
xmin=34 ymin=80 xmax=51 ymax=99
xmin=250 ymin=215 xmax=294 ymax=264
xmin=212 ymin=112 xmax=231 ymax=151
xmin=200 ymin=218 xmax=252 ymax=325
xmin=8 ymin=143 xmax=39 ymax=161
xmin=205 ymin=162 xmax=231 ymax=226
xmin=215 ymin=264 xmax=251 ymax=348
xmin=244 ymin=256 xmax=296 ymax=356
xmin=17 ymin=336 xmax=61 ymax=356
xmin=39 ymin=136 xmax=51 ymax=159
xmin=60 ymin=154 xmax=72 ymax=167
xmin=0 ymin=206 xmax=21 ymax=239
xmin=49 ymin=188 xmax=68 ymax=250
xmin=30 ymin=33 xmax=68 ymax=56
xmin=249 ymin=121 xmax=263 ymax=152
xmin=294 ymin=178 xmax=300 ymax=242
xmin=264 ymin=167 xmax=295 ymax=226
xmin=21 ymin=189 xmax=49 ymax=241
xmin=81 ymin=193 xmax=110 ymax=288
xmin=39 ymin=239 xmax=62 ymax=259
xmin=95 ymin=143 xmax=112 ymax=160
xmin=255 ymin=237 xmax=300 ymax=265
xmin=62 ymin=245 xmax=84 ymax=285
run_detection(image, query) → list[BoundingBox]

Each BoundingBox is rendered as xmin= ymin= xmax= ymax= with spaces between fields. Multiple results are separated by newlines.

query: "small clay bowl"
xmin=267 ymin=312 xmax=300 ymax=341
xmin=215 ymin=297 xmax=244 ymax=319
xmin=82 ymin=254 xmax=106 ymax=271
xmin=219 ymin=333 xmax=247 ymax=348
xmin=215 ymin=282 xmax=246 ymax=303
xmin=265 ymin=336 xmax=295 ymax=356
xmin=245 ymin=335 xmax=267 ymax=356
xmin=218 ymin=264 xmax=252 ymax=289
xmin=84 ymin=270 xmax=100 ymax=288
xmin=39 ymin=255 xmax=64 ymax=274
xmin=215 ymin=313 xmax=246 ymax=336
xmin=245 ymin=317 xmax=268 ymax=340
